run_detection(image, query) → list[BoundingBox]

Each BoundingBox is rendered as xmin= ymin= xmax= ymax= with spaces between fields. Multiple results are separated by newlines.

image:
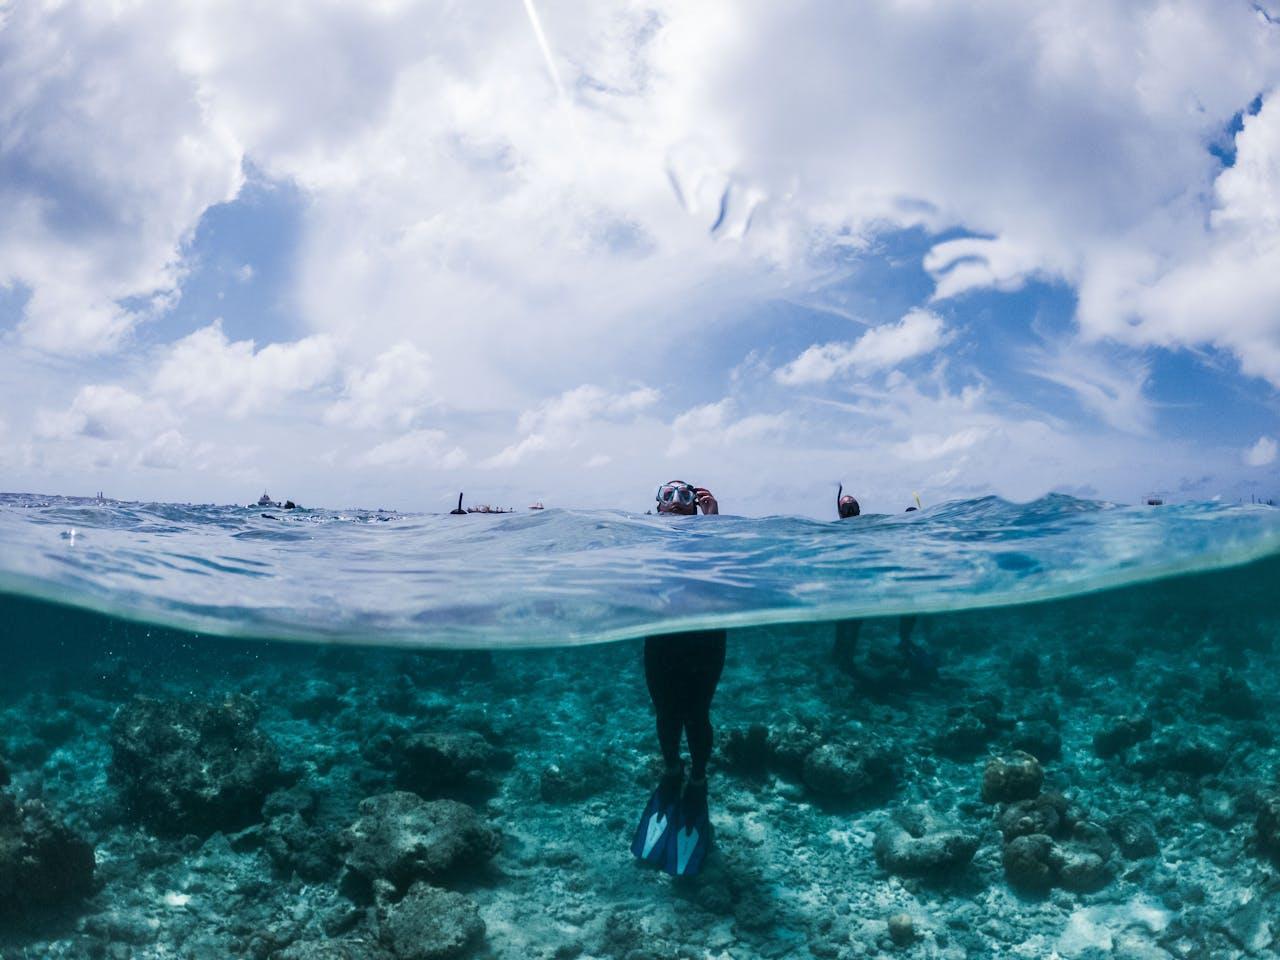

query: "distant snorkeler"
xmin=837 ymin=483 xmax=860 ymax=519
xmin=832 ymin=486 xmax=936 ymax=682
xmin=631 ymin=481 xmax=723 ymax=878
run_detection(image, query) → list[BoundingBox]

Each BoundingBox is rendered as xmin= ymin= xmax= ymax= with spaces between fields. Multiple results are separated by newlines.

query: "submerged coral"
xmin=0 ymin=561 xmax=1278 ymax=959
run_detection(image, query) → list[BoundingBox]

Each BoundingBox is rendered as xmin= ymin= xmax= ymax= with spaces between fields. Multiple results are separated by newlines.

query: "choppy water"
xmin=2 ymin=492 xmax=1278 ymax=647
xmin=4 ymin=490 xmax=1280 ymax=958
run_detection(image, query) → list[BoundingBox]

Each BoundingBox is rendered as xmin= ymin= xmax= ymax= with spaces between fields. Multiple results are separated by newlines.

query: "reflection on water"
xmin=2 ymin=492 xmax=1278 ymax=647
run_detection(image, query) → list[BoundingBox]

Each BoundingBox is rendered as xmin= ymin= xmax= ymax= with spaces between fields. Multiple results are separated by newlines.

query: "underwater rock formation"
xmin=720 ymin=723 xmax=771 ymax=776
xmin=1092 ymin=714 xmax=1152 ymax=758
xmin=0 ymin=792 xmax=95 ymax=913
xmin=539 ymin=752 xmax=614 ymax=803
xmin=341 ymin=792 xmax=499 ymax=898
xmin=1108 ymin=811 xmax=1159 ymax=859
xmin=934 ymin=696 xmax=1009 ymax=758
xmin=109 ymin=694 xmax=285 ymax=834
xmin=997 ymin=791 xmax=1115 ymax=894
xmin=275 ymin=938 xmax=382 ymax=959
xmin=763 ymin=722 xmax=823 ymax=780
xmin=1008 ymin=718 xmax=1061 ymax=761
xmin=1049 ymin=832 xmax=1112 ymax=893
xmin=265 ymin=810 xmax=341 ymax=882
xmin=998 ymin=792 xmax=1067 ymax=841
xmin=802 ymin=738 xmax=898 ymax=802
xmin=1202 ymin=668 xmax=1262 ymax=720
xmin=1255 ymin=793 xmax=1280 ymax=858
xmin=254 ymin=783 xmax=342 ymax=881
xmin=390 ymin=730 xmax=514 ymax=800
xmin=1002 ymin=833 xmax=1055 ymax=893
xmin=873 ymin=804 xmax=980 ymax=879
xmin=377 ymin=882 xmax=485 ymax=960
xmin=886 ymin=912 xmax=916 ymax=946
xmin=1132 ymin=733 xmax=1227 ymax=778
xmin=981 ymin=751 xmax=1044 ymax=803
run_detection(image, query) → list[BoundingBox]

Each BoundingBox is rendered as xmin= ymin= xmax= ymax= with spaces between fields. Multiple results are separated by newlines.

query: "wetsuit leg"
xmin=644 ymin=634 xmax=685 ymax=770
xmin=834 ymin=618 xmax=863 ymax=670
xmin=897 ymin=615 xmax=918 ymax=650
xmin=682 ymin=630 xmax=726 ymax=780
xmin=644 ymin=630 xmax=727 ymax=777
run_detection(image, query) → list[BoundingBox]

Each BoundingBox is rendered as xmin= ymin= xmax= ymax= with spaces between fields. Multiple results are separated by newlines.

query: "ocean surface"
xmin=2 ymin=492 xmax=1278 ymax=647
xmin=2 ymin=491 xmax=1280 ymax=959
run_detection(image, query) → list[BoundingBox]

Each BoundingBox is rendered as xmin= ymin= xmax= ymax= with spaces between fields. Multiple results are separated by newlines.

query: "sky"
xmin=1 ymin=0 xmax=1279 ymax=517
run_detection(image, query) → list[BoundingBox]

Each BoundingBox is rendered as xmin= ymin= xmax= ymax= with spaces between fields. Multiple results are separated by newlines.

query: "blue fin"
xmin=631 ymin=779 xmax=680 ymax=865
xmin=664 ymin=782 xmax=711 ymax=877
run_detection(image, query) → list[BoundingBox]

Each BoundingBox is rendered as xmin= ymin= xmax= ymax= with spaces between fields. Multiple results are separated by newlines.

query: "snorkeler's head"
xmin=656 ymin=481 xmax=698 ymax=515
xmin=838 ymin=494 xmax=860 ymax=519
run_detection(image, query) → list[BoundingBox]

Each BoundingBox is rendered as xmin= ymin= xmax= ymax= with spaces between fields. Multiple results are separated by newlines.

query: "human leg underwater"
xmin=634 ymin=630 xmax=726 ymax=874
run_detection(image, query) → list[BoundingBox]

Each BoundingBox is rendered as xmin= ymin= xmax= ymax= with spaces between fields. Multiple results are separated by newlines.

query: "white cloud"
xmin=1244 ymin=435 xmax=1278 ymax=466
xmin=668 ymin=399 xmax=787 ymax=456
xmin=1088 ymin=92 xmax=1280 ymax=384
xmin=775 ymin=309 xmax=947 ymax=385
xmin=138 ymin=429 xmax=190 ymax=470
xmin=1025 ymin=342 xmax=1154 ymax=435
xmin=4 ymin=0 xmax=1279 ymax=385
xmin=325 ymin=342 xmax=435 ymax=431
xmin=0 ymin=2 xmax=242 ymax=354
xmin=891 ymin=427 xmax=990 ymax=463
xmin=31 ymin=384 xmax=199 ymax=473
xmin=35 ymin=385 xmax=173 ymax=442
xmin=356 ymin=429 xmax=467 ymax=469
xmin=485 ymin=384 xmax=659 ymax=467
xmin=152 ymin=322 xmax=337 ymax=417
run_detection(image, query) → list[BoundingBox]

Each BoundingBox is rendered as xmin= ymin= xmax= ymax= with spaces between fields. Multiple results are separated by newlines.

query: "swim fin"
xmin=631 ymin=770 xmax=682 ymax=866
xmin=665 ymin=779 xmax=712 ymax=877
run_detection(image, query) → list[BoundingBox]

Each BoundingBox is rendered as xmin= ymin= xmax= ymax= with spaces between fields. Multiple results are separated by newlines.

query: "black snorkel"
xmin=450 ymin=492 xmax=466 ymax=515
xmin=837 ymin=483 xmax=860 ymax=519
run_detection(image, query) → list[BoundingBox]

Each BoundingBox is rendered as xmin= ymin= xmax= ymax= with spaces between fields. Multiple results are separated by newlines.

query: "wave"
xmin=0 ymin=492 xmax=1277 ymax=648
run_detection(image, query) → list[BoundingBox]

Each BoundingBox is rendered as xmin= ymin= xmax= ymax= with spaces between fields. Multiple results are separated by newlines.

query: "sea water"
xmin=1 ymin=492 xmax=1278 ymax=958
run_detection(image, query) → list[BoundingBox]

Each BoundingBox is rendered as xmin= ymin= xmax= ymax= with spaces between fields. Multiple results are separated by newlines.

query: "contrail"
xmin=520 ymin=0 xmax=567 ymax=102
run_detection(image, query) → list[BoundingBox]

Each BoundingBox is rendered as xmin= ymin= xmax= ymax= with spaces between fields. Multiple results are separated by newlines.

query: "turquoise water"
xmin=3 ymin=492 xmax=1278 ymax=646
xmin=2 ymin=491 xmax=1280 ymax=958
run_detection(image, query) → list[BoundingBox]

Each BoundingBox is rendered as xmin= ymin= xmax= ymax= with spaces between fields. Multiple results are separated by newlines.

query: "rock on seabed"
xmin=109 ymin=694 xmax=284 ymax=834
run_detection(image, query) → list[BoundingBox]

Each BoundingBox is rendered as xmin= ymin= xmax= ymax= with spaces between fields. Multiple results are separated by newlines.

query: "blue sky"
xmin=1 ymin=0 xmax=1278 ymax=516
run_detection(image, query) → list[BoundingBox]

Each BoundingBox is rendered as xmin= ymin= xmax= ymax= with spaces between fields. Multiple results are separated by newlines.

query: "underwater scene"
xmin=3 ymin=493 xmax=1280 ymax=960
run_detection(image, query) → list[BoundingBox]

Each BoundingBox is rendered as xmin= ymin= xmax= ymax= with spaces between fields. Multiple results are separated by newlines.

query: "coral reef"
xmin=1 ymin=575 xmax=1278 ymax=959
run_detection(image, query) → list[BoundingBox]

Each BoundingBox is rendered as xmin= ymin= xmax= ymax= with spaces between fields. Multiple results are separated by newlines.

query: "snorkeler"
xmin=832 ymin=487 xmax=935 ymax=681
xmin=837 ymin=483 xmax=860 ymax=519
xmin=631 ymin=481 xmax=724 ymax=877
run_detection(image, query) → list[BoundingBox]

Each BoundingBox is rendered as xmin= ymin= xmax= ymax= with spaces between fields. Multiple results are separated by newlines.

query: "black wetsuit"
xmin=833 ymin=615 xmax=918 ymax=671
xmin=643 ymin=629 xmax=727 ymax=780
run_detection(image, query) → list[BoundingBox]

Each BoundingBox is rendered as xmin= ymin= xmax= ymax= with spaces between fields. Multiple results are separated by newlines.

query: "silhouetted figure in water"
xmin=631 ymin=481 xmax=723 ymax=877
xmin=450 ymin=493 xmax=466 ymax=515
xmin=832 ymin=487 xmax=934 ymax=682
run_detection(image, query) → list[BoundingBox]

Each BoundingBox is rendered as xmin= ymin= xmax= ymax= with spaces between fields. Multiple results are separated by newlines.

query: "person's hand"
xmin=694 ymin=487 xmax=718 ymax=515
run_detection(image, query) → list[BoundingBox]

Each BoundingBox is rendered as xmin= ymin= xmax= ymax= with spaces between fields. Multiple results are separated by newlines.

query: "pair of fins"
xmin=630 ymin=777 xmax=711 ymax=877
